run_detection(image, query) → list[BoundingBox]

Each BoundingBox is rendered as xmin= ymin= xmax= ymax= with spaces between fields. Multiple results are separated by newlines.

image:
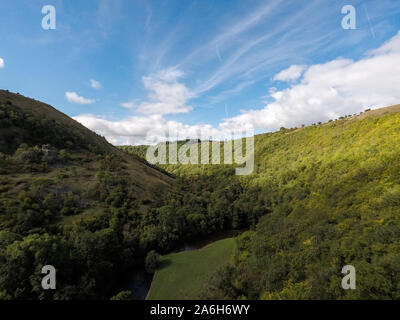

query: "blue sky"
xmin=1 ymin=0 xmax=400 ymax=144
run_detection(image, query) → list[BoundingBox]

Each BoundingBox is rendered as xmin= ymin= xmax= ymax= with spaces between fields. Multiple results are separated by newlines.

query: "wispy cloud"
xmin=273 ymin=65 xmax=307 ymax=82
xmin=215 ymin=46 xmax=222 ymax=62
xmin=0 ymin=57 xmax=4 ymax=68
xmin=191 ymin=0 xmax=331 ymax=95
xmin=90 ymin=79 xmax=102 ymax=90
xmin=208 ymin=79 xmax=259 ymax=105
xmin=183 ymin=0 xmax=284 ymax=66
xmin=95 ymin=0 xmax=123 ymax=38
xmin=145 ymin=4 xmax=152 ymax=32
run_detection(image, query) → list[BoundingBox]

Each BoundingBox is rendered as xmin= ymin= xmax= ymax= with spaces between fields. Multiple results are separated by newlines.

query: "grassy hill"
xmin=124 ymin=104 xmax=400 ymax=300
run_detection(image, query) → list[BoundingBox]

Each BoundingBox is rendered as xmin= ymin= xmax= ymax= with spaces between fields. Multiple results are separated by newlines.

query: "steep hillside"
xmin=123 ymin=104 xmax=400 ymax=300
xmin=0 ymin=90 xmax=114 ymax=154
xmin=0 ymin=90 xmax=173 ymax=201
xmin=208 ymin=106 xmax=400 ymax=300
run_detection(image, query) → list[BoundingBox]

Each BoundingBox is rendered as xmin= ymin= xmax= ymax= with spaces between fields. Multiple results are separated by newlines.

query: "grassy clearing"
xmin=147 ymin=238 xmax=235 ymax=300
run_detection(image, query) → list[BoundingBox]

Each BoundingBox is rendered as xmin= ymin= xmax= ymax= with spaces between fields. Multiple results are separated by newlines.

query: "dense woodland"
xmin=0 ymin=94 xmax=258 ymax=299
xmin=1 ymin=91 xmax=399 ymax=299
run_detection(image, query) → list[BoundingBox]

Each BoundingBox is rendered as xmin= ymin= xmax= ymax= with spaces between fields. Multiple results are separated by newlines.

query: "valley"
xmin=1 ymin=90 xmax=400 ymax=300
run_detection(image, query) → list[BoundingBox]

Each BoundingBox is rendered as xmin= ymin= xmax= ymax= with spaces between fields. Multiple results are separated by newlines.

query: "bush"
xmin=59 ymin=149 xmax=70 ymax=162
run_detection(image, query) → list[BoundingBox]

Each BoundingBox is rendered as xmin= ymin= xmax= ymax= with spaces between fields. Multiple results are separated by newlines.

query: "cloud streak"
xmin=191 ymin=0 xmax=335 ymax=96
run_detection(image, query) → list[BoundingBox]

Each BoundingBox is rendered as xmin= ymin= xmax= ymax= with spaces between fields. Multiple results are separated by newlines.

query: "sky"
xmin=1 ymin=0 xmax=400 ymax=145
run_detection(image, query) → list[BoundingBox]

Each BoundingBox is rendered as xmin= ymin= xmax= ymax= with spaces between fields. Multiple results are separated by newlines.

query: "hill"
xmin=124 ymin=104 xmax=400 ymax=300
xmin=220 ymin=104 xmax=400 ymax=300
xmin=0 ymin=89 xmax=173 ymax=193
xmin=0 ymin=90 xmax=114 ymax=155
xmin=1 ymin=89 xmax=399 ymax=300
xmin=0 ymin=90 xmax=175 ymax=300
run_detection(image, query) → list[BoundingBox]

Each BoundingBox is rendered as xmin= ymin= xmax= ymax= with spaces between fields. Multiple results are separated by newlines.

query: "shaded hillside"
xmin=0 ymin=90 xmax=114 ymax=154
xmin=0 ymin=90 xmax=173 ymax=200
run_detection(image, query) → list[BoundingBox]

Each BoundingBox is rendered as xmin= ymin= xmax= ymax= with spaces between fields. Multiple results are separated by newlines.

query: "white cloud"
xmin=0 ymin=58 xmax=4 ymax=68
xmin=120 ymin=100 xmax=137 ymax=109
xmin=221 ymin=31 xmax=400 ymax=131
xmin=132 ymin=67 xmax=193 ymax=115
xmin=153 ymin=67 xmax=184 ymax=82
xmin=90 ymin=79 xmax=102 ymax=90
xmin=273 ymin=65 xmax=306 ymax=82
xmin=65 ymin=91 xmax=95 ymax=105
xmin=73 ymin=31 xmax=400 ymax=146
xmin=74 ymin=114 xmax=221 ymax=145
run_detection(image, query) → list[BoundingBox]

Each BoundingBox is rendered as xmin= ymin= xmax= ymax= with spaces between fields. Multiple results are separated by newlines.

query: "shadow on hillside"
xmin=158 ymin=258 xmax=172 ymax=270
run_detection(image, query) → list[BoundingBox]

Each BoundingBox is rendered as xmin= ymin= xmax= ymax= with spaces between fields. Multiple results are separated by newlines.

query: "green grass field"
xmin=147 ymin=238 xmax=235 ymax=300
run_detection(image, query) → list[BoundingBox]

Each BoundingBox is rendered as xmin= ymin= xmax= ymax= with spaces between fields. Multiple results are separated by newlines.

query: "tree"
xmin=110 ymin=290 xmax=135 ymax=300
xmin=145 ymin=250 xmax=161 ymax=273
